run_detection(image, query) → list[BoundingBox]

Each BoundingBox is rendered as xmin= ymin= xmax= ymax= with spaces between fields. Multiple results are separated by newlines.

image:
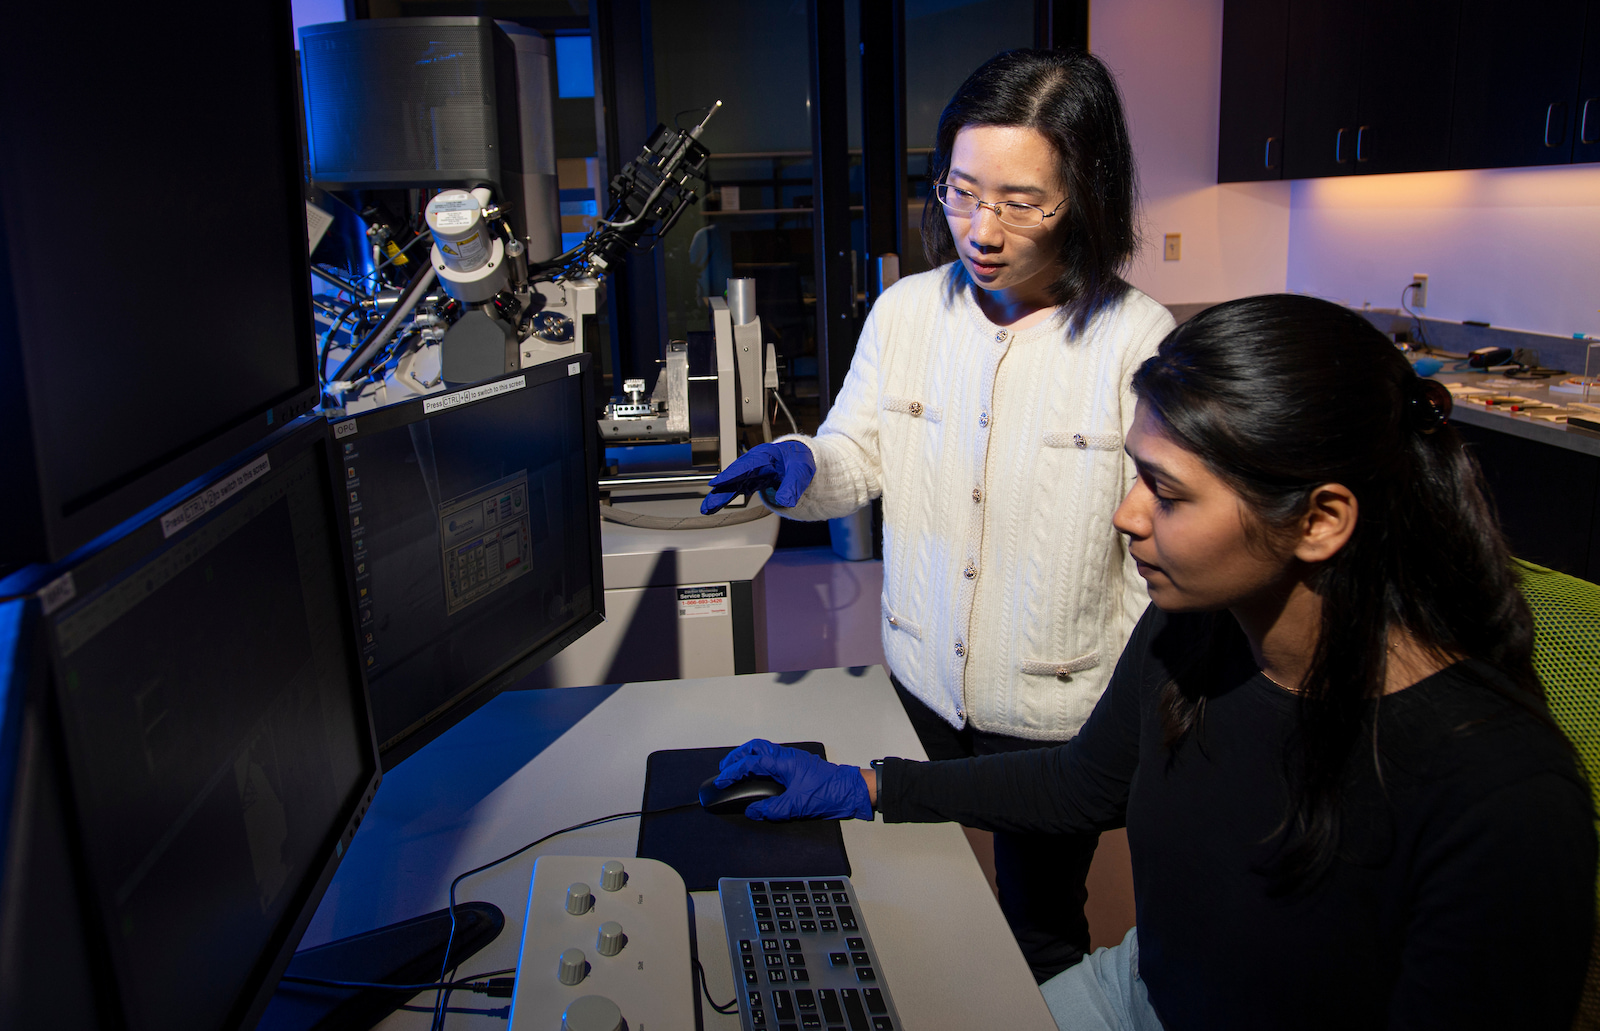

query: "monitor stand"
xmin=258 ymin=902 xmax=505 ymax=1030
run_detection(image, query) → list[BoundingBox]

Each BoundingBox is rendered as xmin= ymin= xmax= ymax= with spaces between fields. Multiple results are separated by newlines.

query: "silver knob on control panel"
xmin=562 ymin=994 xmax=623 ymax=1031
xmin=600 ymin=860 xmax=625 ymax=892
xmin=557 ymin=947 xmax=587 ymax=986
xmin=565 ymin=882 xmax=593 ymax=916
xmin=595 ymin=920 xmax=624 ymax=957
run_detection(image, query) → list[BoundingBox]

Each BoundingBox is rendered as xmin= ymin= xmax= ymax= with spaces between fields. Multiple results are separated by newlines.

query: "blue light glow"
xmin=555 ymin=35 xmax=594 ymax=99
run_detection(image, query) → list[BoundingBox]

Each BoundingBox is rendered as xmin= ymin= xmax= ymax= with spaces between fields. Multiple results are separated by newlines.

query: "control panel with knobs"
xmin=507 ymin=856 xmax=694 ymax=1030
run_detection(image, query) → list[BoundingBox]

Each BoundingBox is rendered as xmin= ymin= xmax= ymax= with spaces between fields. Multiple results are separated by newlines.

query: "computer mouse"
xmin=698 ymin=773 xmax=785 ymax=816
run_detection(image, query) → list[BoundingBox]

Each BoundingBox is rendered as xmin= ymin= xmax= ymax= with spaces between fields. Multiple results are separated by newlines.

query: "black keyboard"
xmin=718 ymin=877 xmax=903 ymax=1031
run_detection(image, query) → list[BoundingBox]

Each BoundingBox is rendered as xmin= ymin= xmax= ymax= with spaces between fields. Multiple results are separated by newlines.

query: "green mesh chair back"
xmin=1515 ymin=559 xmax=1600 ymax=1031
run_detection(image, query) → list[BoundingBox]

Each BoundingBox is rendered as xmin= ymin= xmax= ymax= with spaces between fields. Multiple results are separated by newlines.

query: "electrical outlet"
xmin=1164 ymin=233 xmax=1181 ymax=261
xmin=1411 ymin=273 xmax=1428 ymax=308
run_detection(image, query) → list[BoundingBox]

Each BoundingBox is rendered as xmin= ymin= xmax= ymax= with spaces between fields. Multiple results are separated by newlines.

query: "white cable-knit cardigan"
xmin=775 ymin=266 xmax=1174 ymax=740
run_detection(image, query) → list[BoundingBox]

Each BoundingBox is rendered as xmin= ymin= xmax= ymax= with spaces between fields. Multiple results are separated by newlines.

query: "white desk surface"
xmin=301 ymin=666 xmax=1055 ymax=1030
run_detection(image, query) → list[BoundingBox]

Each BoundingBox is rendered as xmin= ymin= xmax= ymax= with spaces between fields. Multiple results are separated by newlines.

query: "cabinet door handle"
xmin=1335 ymin=127 xmax=1350 ymax=163
xmin=1264 ymin=136 xmax=1278 ymax=170
xmin=1544 ymin=102 xmax=1567 ymax=147
xmin=1356 ymin=125 xmax=1369 ymax=162
xmin=1582 ymin=99 xmax=1598 ymax=145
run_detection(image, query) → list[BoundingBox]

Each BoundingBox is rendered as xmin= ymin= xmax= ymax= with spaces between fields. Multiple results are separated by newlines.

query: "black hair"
xmin=922 ymin=48 xmax=1139 ymax=335
xmin=1130 ymin=293 xmax=1541 ymax=890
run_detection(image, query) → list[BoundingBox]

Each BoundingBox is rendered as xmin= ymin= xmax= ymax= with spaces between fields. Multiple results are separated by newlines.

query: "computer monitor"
xmin=10 ymin=417 xmax=380 ymax=1031
xmin=327 ymin=357 xmax=604 ymax=767
xmin=0 ymin=0 xmax=320 ymax=573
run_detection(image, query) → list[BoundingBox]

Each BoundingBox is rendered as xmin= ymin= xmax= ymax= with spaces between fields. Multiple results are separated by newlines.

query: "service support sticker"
xmin=677 ymin=584 xmax=730 ymax=618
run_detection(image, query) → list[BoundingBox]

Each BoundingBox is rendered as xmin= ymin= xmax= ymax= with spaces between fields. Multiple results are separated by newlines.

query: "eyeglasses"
xmin=934 ymin=182 xmax=1066 ymax=229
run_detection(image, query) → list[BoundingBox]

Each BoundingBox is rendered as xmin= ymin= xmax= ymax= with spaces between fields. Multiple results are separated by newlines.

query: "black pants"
xmin=890 ymin=673 xmax=1099 ymax=984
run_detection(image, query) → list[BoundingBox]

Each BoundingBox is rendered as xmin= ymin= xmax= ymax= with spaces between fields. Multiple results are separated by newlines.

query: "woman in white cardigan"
xmin=702 ymin=48 xmax=1174 ymax=980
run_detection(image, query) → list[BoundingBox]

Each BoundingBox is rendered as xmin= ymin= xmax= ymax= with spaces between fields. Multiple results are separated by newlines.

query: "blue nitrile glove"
xmin=700 ymin=441 xmax=816 ymax=514
xmin=715 ymin=738 xmax=873 ymax=822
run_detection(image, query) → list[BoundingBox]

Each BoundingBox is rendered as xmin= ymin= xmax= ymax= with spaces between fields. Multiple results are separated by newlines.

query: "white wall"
xmin=1286 ymin=166 xmax=1600 ymax=338
xmin=1091 ymin=0 xmax=1292 ymax=306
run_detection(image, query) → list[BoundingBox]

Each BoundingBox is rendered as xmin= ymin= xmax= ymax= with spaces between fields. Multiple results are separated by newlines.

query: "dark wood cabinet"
xmin=1281 ymin=0 xmax=1360 ymax=179
xmin=1455 ymin=422 xmax=1600 ymax=582
xmin=1449 ymin=0 xmax=1587 ymax=169
xmin=1217 ymin=0 xmax=1290 ymax=182
xmin=1353 ymin=0 xmax=1460 ymax=174
xmin=1219 ymin=0 xmax=1599 ymax=181
xmin=1576 ymin=0 xmax=1600 ymax=163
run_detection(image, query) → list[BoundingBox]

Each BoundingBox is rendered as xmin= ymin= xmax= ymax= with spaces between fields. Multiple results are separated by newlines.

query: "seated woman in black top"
xmin=715 ymin=294 xmax=1596 ymax=1030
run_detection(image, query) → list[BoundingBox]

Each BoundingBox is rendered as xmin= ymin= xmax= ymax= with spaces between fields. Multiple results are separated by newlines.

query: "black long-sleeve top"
xmin=876 ymin=606 xmax=1596 ymax=1029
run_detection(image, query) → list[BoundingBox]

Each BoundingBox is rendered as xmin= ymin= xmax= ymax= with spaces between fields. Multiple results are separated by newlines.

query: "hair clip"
xmin=1408 ymin=377 xmax=1452 ymax=434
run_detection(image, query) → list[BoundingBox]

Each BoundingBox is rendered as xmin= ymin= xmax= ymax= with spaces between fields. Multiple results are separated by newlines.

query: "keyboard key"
xmin=779 ymin=921 xmax=797 ymax=933
xmin=839 ymin=907 xmax=859 ymax=932
xmin=842 ymin=989 xmax=869 ymax=1030
xmin=817 ymin=907 xmax=834 ymax=918
xmin=803 ymin=1017 xmax=821 ymax=1030
xmin=799 ymin=921 xmax=817 ymax=933
xmin=774 ymin=990 xmax=796 ymax=1020
xmin=819 ymin=989 xmax=844 ymax=1023
xmin=744 ymin=955 xmax=755 ymax=969
xmin=756 ymin=907 xmax=773 ymax=919
xmin=833 ymin=892 xmax=850 ymax=904
xmin=751 ymin=1009 xmax=766 ymax=1026
xmin=745 ymin=970 xmax=758 ymax=985
xmin=772 ymin=880 xmax=807 ymax=891
xmin=768 ymin=969 xmax=788 ymax=983
xmin=788 ymin=953 xmax=806 ymax=967
xmin=780 ymin=1025 xmax=798 ymax=1031
xmin=812 ymin=892 xmax=830 ymax=904
xmin=863 ymin=988 xmax=886 ymax=1015
xmin=773 ymin=893 xmax=790 ymax=904
xmin=855 ymin=967 xmax=877 ymax=982
xmin=796 ymin=906 xmax=814 ymax=918
xmin=752 ymin=893 xmax=769 ymax=905
xmin=823 ymin=880 xmax=846 ymax=890
xmin=846 ymin=937 xmax=865 ymax=951
xmin=750 ymin=882 xmax=767 ymax=893
xmin=792 ymin=968 xmax=810 ymax=982
xmin=759 ymin=920 xmax=775 ymax=933
xmin=795 ymin=990 xmax=816 ymax=1010
xmin=767 ymin=954 xmax=785 ymax=968
xmin=829 ymin=952 xmax=848 ymax=966
xmin=820 ymin=920 xmax=837 ymax=933
xmin=872 ymin=1019 xmax=894 ymax=1031
xmin=777 ymin=908 xmax=793 ymax=918
xmin=749 ymin=991 xmax=762 ymax=1007
xmin=741 ymin=940 xmax=753 ymax=953
xmin=784 ymin=938 xmax=802 ymax=951
xmin=851 ymin=952 xmax=870 ymax=965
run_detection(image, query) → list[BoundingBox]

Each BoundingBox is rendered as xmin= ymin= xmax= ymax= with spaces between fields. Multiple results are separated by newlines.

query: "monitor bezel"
xmin=36 ymin=415 xmax=383 ymax=1031
xmin=325 ymin=357 xmax=605 ymax=769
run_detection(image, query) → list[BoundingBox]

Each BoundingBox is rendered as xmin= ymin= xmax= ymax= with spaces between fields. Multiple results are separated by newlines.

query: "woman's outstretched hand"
xmin=715 ymin=739 xmax=874 ymax=821
xmin=700 ymin=441 xmax=816 ymax=514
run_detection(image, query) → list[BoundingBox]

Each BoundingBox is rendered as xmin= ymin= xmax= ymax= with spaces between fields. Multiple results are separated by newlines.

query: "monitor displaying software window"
xmin=329 ymin=360 xmax=604 ymax=765
xmin=36 ymin=418 xmax=378 ymax=1031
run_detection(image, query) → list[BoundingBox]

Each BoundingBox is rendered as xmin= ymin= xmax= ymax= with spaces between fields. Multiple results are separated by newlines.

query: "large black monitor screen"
xmin=0 ymin=0 xmax=317 ymax=565
xmin=331 ymin=361 xmax=602 ymax=763
xmin=42 ymin=422 xmax=376 ymax=1031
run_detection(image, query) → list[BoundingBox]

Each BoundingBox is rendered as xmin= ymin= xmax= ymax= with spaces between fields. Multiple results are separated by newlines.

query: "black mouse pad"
xmin=636 ymin=743 xmax=851 ymax=891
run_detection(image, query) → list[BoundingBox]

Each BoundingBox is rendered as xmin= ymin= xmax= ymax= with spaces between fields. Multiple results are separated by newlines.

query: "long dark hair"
xmin=1131 ymin=294 xmax=1541 ymax=890
xmin=921 ymin=49 xmax=1139 ymax=335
